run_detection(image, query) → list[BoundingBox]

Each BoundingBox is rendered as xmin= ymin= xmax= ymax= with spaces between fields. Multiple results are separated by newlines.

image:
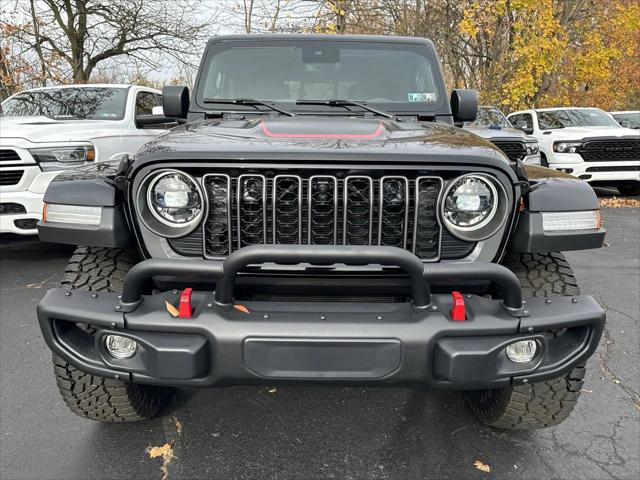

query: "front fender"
xmin=509 ymin=172 xmax=605 ymax=253
xmin=37 ymin=161 xmax=132 ymax=248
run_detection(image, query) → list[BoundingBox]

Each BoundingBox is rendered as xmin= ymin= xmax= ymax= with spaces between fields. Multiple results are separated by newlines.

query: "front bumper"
xmin=0 ymin=166 xmax=59 ymax=235
xmin=37 ymin=245 xmax=605 ymax=390
xmin=550 ymin=161 xmax=640 ymax=184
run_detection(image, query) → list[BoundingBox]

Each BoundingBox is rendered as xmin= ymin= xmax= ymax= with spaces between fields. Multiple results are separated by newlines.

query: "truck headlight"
xmin=553 ymin=141 xmax=582 ymax=153
xmin=138 ymin=169 xmax=205 ymax=237
xmin=30 ymin=145 xmax=95 ymax=171
xmin=441 ymin=174 xmax=509 ymax=242
xmin=525 ymin=140 xmax=539 ymax=155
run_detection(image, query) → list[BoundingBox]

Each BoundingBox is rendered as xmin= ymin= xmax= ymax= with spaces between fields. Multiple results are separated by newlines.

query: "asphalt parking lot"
xmin=1 ymin=202 xmax=638 ymax=480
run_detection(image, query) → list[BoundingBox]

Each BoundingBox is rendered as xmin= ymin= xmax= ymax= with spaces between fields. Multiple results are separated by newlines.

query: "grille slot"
xmin=378 ymin=176 xmax=409 ymax=248
xmin=273 ymin=175 xmax=302 ymax=244
xmin=0 ymin=149 xmax=20 ymax=162
xmin=580 ymin=139 xmax=640 ymax=162
xmin=0 ymin=170 xmax=24 ymax=186
xmin=413 ymin=177 xmax=442 ymax=260
xmin=0 ymin=203 xmax=27 ymax=215
xmin=308 ymin=176 xmax=338 ymax=245
xmin=237 ymin=174 xmax=266 ymax=248
xmin=204 ymin=174 xmax=232 ymax=257
xmin=344 ymin=176 xmax=373 ymax=245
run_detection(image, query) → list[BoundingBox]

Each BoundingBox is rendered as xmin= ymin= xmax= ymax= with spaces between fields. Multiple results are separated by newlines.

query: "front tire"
xmin=53 ymin=246 xmax=170 ymax=422
xmin=617 ymin=183 xmax=640 ymax=196
xmin=463 ymin=252 xmax=586 ymax=429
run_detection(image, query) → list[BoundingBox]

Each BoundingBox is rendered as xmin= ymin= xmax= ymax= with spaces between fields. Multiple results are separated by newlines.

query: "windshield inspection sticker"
xmin=408 ymin=93 xmax=436 ymax=102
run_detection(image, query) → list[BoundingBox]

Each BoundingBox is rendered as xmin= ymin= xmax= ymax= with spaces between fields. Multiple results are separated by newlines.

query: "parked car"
xmin=0 ymin=84 xmax=171 ymax=235
xmin=37 ymin=35 xmax=606 ymax=430
xmin=508 ymin=107 xmax=640 ymax=196
xmin=464 ymin=105 xmax=540 ymax=165
xmin=609 ymin=110 xmax=640 ymax=129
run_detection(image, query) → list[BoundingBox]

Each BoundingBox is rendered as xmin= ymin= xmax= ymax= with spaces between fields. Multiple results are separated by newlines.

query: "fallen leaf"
xmin=474 ymin=459 xmax=492 ymax=473
xmin=165 ymin=301 xmax=179 ymax=317
xmin=599 ymin=197 xmax=640 ymax=208
xmin=147 ymin=443 xmax=175 ymax=480
xmin=171 ymin=416 xmax=183 ymax=436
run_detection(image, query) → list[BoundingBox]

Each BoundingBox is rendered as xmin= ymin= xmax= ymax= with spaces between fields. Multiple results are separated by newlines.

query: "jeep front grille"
xmin=169 ymin=172 xmax=477 ymax=261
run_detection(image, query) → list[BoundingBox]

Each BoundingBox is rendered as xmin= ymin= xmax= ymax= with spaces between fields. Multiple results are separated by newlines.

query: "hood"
xmin=0 ymin=116 xmax=121 ymax=143
xmin=545 ymin=126 xmax=640 ymax=140
xmin=463 ymin=125 xmax=527 ymax=141
xmin=136 ymin=116 xmax=506 ymax=162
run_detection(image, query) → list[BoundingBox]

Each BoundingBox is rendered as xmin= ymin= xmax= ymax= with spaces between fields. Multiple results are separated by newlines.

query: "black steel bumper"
xmin=37 ymin=245 xmax=605 ymax=389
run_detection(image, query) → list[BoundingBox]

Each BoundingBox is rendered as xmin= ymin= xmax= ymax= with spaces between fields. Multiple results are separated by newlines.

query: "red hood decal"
xmin=261 ymin=119 xmax=385 ymax=140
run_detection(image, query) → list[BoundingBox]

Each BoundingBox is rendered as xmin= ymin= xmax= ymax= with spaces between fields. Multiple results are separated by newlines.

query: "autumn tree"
xmin=5 ymin=0 xmax=216 ymax=84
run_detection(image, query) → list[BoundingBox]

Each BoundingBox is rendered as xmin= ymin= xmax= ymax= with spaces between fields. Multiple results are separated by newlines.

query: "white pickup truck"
xmin=0 ymin=84 xmax=171 ymax=235
xmin=508 ymin=107 xmax=640 ymax=196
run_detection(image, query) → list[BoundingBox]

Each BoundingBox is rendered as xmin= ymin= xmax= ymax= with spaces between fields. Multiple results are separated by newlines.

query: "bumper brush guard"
xmin=37 ymin=245 xmax=605 ymax=389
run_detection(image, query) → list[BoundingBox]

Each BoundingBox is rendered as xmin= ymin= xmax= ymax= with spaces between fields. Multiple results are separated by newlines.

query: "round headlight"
xmin=148 ymin=171 xmax=202 ymax=225
xmin=441 ymin=174 xmax=508 ymax=242
xmin=137 ymin=169 xmax=205 ymax=238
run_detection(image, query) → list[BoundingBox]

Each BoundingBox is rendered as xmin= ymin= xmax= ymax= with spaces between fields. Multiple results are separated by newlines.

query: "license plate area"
xmin=244 ymin=338 xmax=401 ymax=379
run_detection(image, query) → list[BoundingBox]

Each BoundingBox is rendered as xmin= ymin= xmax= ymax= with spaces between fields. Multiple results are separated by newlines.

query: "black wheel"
xmin=463 ymin=252 xmax=585 ymax=429
xmin=53 ymin=246 xmax=171 ymax=422
xmin=617 ymin=183 xmax=640 ymax=196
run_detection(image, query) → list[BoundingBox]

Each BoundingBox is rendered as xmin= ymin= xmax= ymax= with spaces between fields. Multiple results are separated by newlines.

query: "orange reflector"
xmin=86 ymin=148 xmax=95 ymax=162
xmin=233 ymin=304 xmax=250 ymax=314
xmin=595 ymin=210 xmax=602 ymax=229
xmin=42 ymin=203 xmax=48 ymax=222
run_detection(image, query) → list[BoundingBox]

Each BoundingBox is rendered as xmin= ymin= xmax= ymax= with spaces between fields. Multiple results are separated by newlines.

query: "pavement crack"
xmin=595 ymin=324 xmax=640 ymax=411
xmin=600 ymin=300 xmax=640 ymax=323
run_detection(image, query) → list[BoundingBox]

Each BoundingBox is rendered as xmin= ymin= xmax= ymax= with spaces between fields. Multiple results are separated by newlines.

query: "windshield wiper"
xmin=295 ymin=99 xmax=394 ymax=119
xmin=202 ymin=98 xmax=295 ymax=117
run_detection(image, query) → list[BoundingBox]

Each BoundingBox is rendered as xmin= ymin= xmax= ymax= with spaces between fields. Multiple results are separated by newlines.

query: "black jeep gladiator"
xmin=37 ymin=35 xmax=606 ymax=429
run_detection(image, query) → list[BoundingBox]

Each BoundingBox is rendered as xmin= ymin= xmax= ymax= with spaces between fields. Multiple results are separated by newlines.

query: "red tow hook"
xmin=450 ymin=291 xmax=466 ymax=321
xmin=178 ymin=288 xmax=193 ymax=318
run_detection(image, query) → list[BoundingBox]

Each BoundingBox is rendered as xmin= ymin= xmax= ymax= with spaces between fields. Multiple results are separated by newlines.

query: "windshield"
xmin=537 ymin=108 xmax=619 ymax=130
xmin=1 ymin=88 xmax=127 ymax=120
xmin=197 ymin=39 xmax=444 ymax=113
xmin=464 ymin=106 xmax=512 ymax=128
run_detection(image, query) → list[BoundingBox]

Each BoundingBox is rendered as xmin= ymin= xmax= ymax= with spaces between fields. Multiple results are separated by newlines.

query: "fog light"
xmin=505 ymin=340 xmax=538 ymax=363
xmin=105 ymin=334 xmax=137 ymax=359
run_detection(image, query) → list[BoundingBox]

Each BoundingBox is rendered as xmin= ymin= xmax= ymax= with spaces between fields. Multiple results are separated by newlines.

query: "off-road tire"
xmin=463 ymin=252 xmax=585 ymax=429
xmin=53 ymin=246 xmax=170 ymax=422
xmin=617 ymin=183 xmax=640 ymax=197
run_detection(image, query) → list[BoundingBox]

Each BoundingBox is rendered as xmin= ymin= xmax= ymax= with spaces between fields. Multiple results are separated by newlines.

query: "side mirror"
xmin=450 ymin=89 xmax=478 ymax=123
xmin=515 ymin=122 xmax=534 ymax=135
xmin=619 ymin=120 xmax=631 ymax=128
xmin=162 ymin=85 xmax=190 ymax=119
xmin=151 ymin=105 xmax=164 ymax=116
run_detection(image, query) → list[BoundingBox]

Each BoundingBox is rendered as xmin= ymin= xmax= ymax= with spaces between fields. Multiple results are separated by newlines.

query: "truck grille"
xmin=490 ymin=141 xmax=527 ymax=162
xmin=580 ymin=138 xmax=640 ymax=162
xmin=170 ymin=172 xmax=476 ymax=261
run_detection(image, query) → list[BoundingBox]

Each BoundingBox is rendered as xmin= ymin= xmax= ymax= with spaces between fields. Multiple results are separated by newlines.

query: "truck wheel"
xmin=53 ymin=246 xmax=170 ymax=422
xmin=463 ymin=252 xmax=585 ymax=429
xmin=618 ymin=183 xmax=640 ymax=196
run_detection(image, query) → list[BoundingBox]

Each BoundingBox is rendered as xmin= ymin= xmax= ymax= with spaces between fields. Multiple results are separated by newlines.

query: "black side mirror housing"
xmin=450 ymin=89 xmax=478 ymax=123
xmin=162 ymin=86 xmax=190 ymax=119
